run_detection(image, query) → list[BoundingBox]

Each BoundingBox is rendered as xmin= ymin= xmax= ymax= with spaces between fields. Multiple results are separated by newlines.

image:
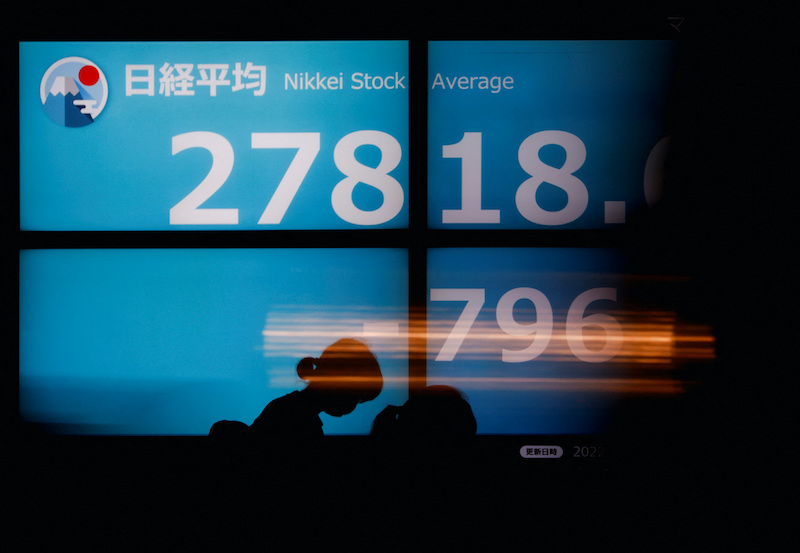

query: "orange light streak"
xmin=260 ymin=305 xmax=714 ymax=395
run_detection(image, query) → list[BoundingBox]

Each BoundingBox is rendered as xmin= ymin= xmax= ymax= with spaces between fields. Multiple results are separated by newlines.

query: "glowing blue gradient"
xmin=427 ymin=248 xmax=624 ymax=434
xmin=20 ymin=41 xmax=408 ymax=230
xmin=428 ymin=40 xmax=676 ymax=229
xmin=19 ymin=249 xmax=408 ymax=435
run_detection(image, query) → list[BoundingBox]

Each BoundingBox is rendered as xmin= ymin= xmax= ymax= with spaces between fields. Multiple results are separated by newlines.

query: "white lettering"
xmin=197 ymin=64 xmax=231 ymax=96
xmin=128 ymin=62 xmax=266 ymax=96
xmin=159 ymin=63 xmax=195 ymax=96
xmin=351 ymin=72 xmax=406 ymax=90
xmin=232 ymin=62 xmax=266 ymax=96
xmin=430 ymin=72 xmax=514 ymax=94
xmin=126 ymin=65 xmax=155 ymax=96
xmin=285 ymin=72 xmax=345 ymax=90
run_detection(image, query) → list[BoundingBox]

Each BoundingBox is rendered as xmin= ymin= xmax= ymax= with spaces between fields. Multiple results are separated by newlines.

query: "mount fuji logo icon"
xmin=40 ymin=57 xmax=108 ymax=127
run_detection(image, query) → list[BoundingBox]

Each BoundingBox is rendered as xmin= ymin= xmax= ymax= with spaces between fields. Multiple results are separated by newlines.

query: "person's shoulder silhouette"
xmin=211 ymin=338 xmax=383 ymax=444
xmin=371 ymin=385 xmax=477 ymax=447
xmin=250 ymin=389 xmax=324 ymax=439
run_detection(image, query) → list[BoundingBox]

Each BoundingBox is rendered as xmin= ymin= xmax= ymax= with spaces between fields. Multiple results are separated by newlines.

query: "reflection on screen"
xmin=19 ymin=248 xmax=408 ymax=435
xmin=427 ymin=248 xmax=714 ymax=435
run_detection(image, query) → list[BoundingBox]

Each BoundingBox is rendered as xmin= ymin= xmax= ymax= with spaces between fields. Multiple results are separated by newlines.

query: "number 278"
xmin=170 ymin=130 xmax=404 ymax=226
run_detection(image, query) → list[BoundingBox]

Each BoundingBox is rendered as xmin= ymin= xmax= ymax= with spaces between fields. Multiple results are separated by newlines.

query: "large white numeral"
xmin=441 ymin=131 xmax=670 ymax=225
xmin=170 ymin=132 xmax=238 ymax=225
xmin=432 ymin=286 xmax=622 ymax=363
xmin=331 ymin=130 xmax=404 ymax=225
xmin=172 ymin=130 xmax=404 ymax=226
xmin=516 ymin=130 xmax=589 ymax=225
xmin=251 ymin=132 xmax=320 ymax=224
xmin=442 ymin=132 xmax=500 ymax=224
xmin=566 ymin=288 xmax=622 ymax=363
xmin=441 ymin=130 xmax=589 ymax=226
xmin=430 ymin=288 xmax=485 ymax=361
xmin=496 ymin=287 xmax=553 ymax=362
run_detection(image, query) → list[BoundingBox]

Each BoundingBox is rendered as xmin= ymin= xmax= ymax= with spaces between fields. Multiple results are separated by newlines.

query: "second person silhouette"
xmin=249 ymin=338 xmax=383 ymax=441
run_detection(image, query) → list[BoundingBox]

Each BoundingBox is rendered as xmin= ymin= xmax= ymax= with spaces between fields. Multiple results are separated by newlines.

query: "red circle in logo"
xmin=79 ymin=65 xmax=100 ymax=86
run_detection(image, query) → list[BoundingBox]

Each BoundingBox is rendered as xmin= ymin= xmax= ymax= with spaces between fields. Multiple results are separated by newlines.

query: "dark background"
xmin=8 ymin=1 xmax=793 ymax=548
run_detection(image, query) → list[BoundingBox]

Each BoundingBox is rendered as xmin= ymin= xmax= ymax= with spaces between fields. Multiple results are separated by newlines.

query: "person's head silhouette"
xmin=296 ymin=338 xmax=383 ymax=417
xmin=213 ymin=338 xmax=383 ymax=442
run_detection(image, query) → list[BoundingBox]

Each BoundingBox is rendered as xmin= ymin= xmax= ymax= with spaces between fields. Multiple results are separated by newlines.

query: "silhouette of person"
xmin=247 ymin=338 xmax=383 ymax=441
xmin=370 ymin=385 xmax=477 ymax=448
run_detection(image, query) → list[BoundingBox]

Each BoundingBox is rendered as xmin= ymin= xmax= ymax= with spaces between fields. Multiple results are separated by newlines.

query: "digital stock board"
xmin=428 ymin=40 xmax=676 ymax=229
xmin=17 ymin=38 xmax=715 ymax=447
xmin=15 ymin=7 xmax=793 ymax=546
xmin=20 ymin=41 xmax=409 ymax=231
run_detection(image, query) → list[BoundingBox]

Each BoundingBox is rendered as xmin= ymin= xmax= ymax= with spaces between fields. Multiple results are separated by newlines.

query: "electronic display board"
xmin=19 ymin=248 xmax=408 ymax=435
xmin=428 ymin=41 xmax=676 ymax=229
xmin=427 ymin=248 xmax=626 ymax=435
xmin=16 ymin=39 xmax=702 ymax=441
xmin=16 ymin=35 xmax=713 ymax=456
xmin=19 ymin=41 xmax=409 ymax=230
xmin=427 ymin=247 xmax=714 ymax=448
xmin=14 ymin=7 xmax=781 ymax=544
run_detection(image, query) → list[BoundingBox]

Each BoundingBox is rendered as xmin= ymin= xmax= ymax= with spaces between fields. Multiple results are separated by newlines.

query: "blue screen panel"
xmin=428 ymin=248 xmax=629 ymax=434
xmin=20 ymin=41 xmax=408 ymax=230
xmin=428 ymin=41 xmax=676 ymax=229
xmin=19 ymin=249 xmax=408 ymax=435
